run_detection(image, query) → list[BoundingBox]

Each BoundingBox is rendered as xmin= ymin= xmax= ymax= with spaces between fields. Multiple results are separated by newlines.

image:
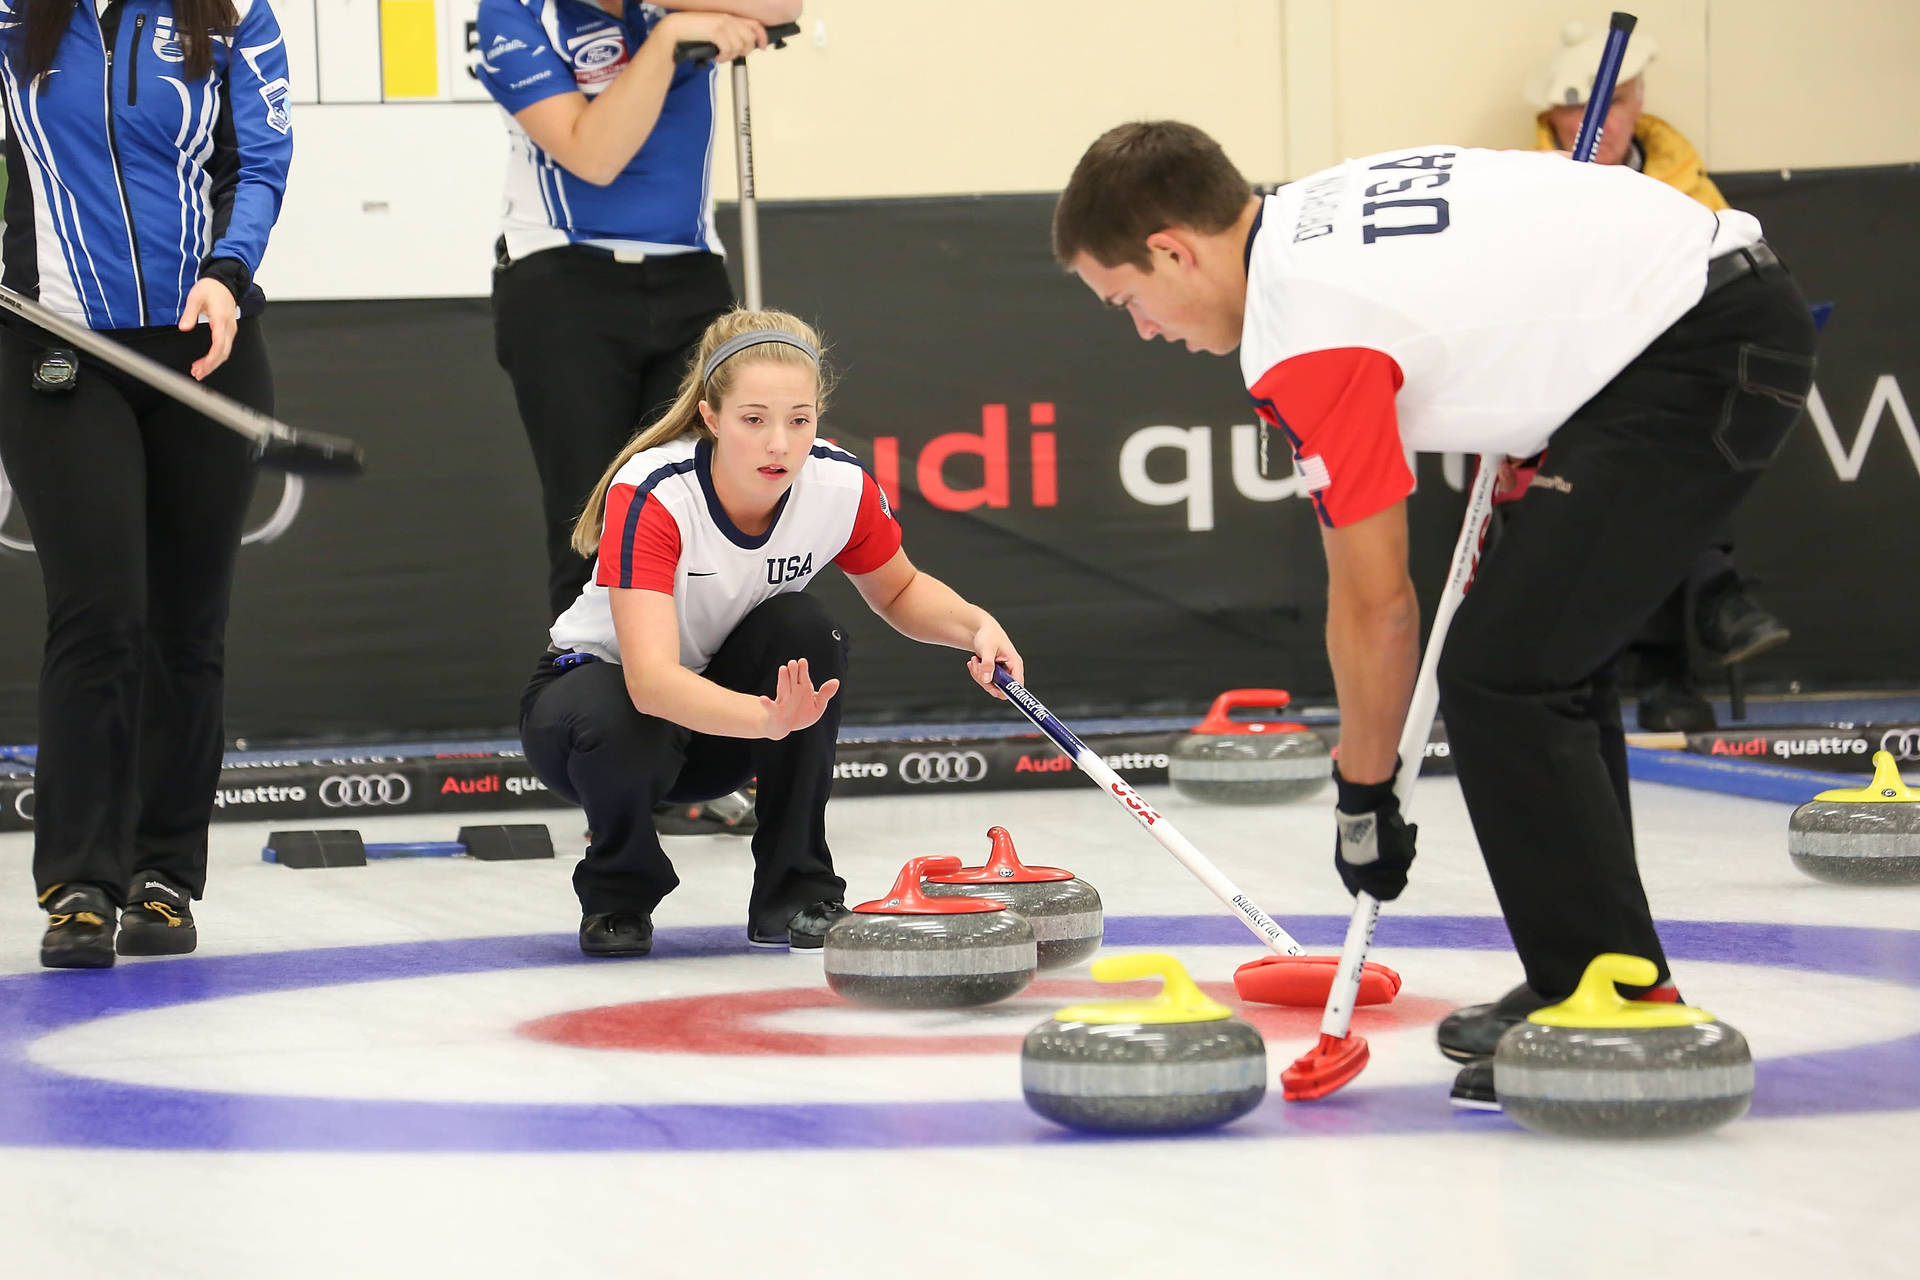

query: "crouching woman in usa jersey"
xmin=522 ymin=310 xmax=1023 ymax=956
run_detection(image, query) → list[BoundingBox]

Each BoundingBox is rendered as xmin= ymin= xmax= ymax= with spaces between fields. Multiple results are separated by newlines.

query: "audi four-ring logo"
xmin=897 ymin=751 xmax=990 ymax=785
xmin=1882 ymin=730 xmax=1920 ymax=762
xmin=320 ymin=773 xmax=413 ymax=808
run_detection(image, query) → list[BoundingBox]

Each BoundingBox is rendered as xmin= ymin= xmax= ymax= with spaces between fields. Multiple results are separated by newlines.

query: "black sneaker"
xmin=579 ymin=912 xmax=654 ymax=957
xmin=1450 ymin=1059 xmax=1500 ymax=1111
xmin=39 ymin=883 xmax=116 ymax=969
xmin=1696 ymin=574 xmax=1791 ymax=666
xmin=1636 ymin=679 xmax=1717 ymax=733
xmin=748 ymin=899 xmax=851 ymax=951
xmin=118 ymin=870 xmax=197 ymax=956
xmin=1436 ymin=982 xmax=1553 ymax=1063
xmin=653 ymin=788 xmax=757 ymax=837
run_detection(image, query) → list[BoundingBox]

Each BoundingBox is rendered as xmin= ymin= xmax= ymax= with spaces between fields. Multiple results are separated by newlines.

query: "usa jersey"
xmin=550 ymin=437 xmax=903 ymax=672
xmin=475 ymin=0 xmax=721 ymax=260
xmin=0 ymin=0 xmax=293 ymax=328
xmin=1241 ymin=146 xmax=1763 ymax=528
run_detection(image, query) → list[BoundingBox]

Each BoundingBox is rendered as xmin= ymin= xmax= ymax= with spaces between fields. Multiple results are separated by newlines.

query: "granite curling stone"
xmin=922 ymin=826 xmax=1103 ymax=969
xmin=824 ymin=855 xmax=1037 ymax=1009
xmin=1494 ymin=954 xmax=1753 ymax=1139
xmin=1022 ymin=953 xmax=1266 ymax=1134
xmin=1168 ymin=688 xmax=1331 ymax=805
xmin=1787 ymin=751 xmax=1920 ymax=886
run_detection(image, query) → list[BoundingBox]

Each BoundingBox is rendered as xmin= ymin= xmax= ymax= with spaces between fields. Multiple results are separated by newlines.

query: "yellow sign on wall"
xmin=379 ymin=0 xmax=440 ymax=99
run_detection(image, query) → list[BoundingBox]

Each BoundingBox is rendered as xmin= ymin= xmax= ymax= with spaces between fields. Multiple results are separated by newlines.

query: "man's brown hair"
xmin=1052 ymin=121 xmax=1253 ymax=270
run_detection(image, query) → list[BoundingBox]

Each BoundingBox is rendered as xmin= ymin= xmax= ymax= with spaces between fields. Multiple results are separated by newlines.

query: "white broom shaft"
xmin=1321 ymin=458 xmax=1501 ymax=1039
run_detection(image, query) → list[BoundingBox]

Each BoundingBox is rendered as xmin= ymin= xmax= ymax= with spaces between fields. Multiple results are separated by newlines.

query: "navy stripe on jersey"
xmin=1252 ymin=395 xmax=1335 ymax=527
xmin=810 ymin=442 xmax=895 ymax=518
xmin=695 ymin=438 xmax=790 ymax=550
xmin=617 ymin=455 xmax=699 ymax=588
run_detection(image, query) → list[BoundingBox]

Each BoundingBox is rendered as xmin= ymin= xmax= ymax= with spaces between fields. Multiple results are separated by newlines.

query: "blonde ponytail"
xmin=570 ymin=308 xmax=834 ymax=557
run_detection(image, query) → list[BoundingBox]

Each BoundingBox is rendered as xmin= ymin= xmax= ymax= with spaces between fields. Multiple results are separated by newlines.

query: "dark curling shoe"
xmin=749 ymin=899 xmax=851 ymax=951
xmin=1450 ymin=1059 xmax=1500 ymax=1111
xmin=1696 ymin=575 xmax=1792 ymax=666
xmin=118 ymin=869 xmax=197 ymax=956
xmin=40 ymin=883 xmax=117 ymax=969
xmin=1437 ymin=983 xmax=1553 ymax=1063
xmin=1636 ymin=680 xmax=1717 ymax=734
xmin=579 ymin=912 xmax=654 ymax=957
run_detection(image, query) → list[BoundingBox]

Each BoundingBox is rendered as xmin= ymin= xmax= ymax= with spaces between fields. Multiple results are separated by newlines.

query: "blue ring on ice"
xmin=0 ymin=915 xmax=1914 ymax=1151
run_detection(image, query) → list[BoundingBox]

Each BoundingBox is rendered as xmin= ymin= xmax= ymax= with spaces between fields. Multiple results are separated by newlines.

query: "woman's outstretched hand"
xmin=760 ymin=658 xmax=841 ymax=740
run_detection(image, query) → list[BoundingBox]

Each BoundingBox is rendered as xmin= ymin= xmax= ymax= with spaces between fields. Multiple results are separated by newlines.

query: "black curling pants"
xmin=1437 ymin=260 xmax=1816 ymax=1001
xmin=520 ymin=591 xmax=849 ymax=929
xmin=492 ymin=246 xmax=733 ymax=617
xmin=0 ymin=319 xmax=269 ymax=906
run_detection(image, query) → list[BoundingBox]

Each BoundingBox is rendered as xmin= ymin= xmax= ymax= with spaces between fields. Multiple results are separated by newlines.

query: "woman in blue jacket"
xmin=0 ymin=0 xmax=293 ymax=967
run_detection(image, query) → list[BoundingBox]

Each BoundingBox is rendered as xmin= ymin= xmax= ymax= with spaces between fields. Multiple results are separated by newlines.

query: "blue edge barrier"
xmin=1623 ymin=746 xmax=1861 ymax=807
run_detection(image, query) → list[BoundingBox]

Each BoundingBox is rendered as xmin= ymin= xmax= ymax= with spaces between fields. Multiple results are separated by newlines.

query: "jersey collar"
xmin=695 ymin=437 xmax=792 ymax=550
xmin=1242 ymin=199 xmax=1266 ymax=275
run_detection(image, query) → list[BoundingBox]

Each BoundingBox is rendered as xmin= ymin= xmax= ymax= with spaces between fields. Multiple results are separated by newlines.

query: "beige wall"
xmin=725 ymin=0 xmax=1918 ymax=200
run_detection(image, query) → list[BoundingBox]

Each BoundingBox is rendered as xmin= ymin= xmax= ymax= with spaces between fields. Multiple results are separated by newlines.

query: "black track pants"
xmin=492 ymin=247 xmax=733 ymax=617
xmin=520 ymin=591 xmax=849 ymax=928
xmin=0 ymin=320 xmax=270 ymax=905
xmin=1437 ymin=263 xmax=1817 ymax=1000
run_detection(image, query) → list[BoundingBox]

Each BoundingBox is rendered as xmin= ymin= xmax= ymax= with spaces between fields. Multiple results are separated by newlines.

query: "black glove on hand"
xmin=1332 ymin=764 xmax=1418 ymax=901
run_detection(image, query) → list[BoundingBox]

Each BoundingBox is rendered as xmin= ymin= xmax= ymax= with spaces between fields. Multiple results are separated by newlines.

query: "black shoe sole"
xmin=116 ymin=925 xmax=198 ymax=957
xmin=579 ymin=939 xmax=654 ymax=957
xmin=41 ymin=945 xmax=115 ymax=969
xmin=1449 ymin=1064 xmax=1500 ymax=1111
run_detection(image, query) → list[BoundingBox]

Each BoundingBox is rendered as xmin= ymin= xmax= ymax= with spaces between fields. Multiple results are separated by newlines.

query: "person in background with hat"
xmin=1529 ymin=20 xmax=1794 ymax=733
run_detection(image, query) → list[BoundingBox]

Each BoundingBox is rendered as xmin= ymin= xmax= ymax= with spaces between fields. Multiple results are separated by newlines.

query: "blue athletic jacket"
xmin=0 ymin=0 xmax=293 ymax=329
xmin=476 ymin=0 xmax=720 ymax=259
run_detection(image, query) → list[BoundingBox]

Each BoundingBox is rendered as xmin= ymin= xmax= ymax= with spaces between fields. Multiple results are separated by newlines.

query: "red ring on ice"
xmin=517 ymin=979 xmax=1457 ymax=1056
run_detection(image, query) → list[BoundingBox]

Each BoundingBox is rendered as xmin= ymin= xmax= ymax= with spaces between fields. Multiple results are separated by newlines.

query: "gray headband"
xmin=701 ymin=331 xmax=819 ymax=384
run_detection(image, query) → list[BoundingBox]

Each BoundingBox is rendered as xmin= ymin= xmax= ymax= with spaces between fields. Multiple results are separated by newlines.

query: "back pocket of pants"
xmin=1714 ymin=343 xmax=1816 ymax=472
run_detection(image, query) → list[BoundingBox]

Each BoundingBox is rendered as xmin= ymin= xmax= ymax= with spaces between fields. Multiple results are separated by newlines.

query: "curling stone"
xmin=823 ymin=855 xmax=1036 ymax=1009
xmin=1022 ymin=953 xmax=1266 ymax=1134
xmin=922 ymin=826 xmax=1102 ymax=969
xmin=1494 ymin=954 xmax=1753 ymax=1139
xmin=1168 ymin=688 xmax=1331 ymax=805
xmin=1788 ymin=751 xmax=1920 ymax=885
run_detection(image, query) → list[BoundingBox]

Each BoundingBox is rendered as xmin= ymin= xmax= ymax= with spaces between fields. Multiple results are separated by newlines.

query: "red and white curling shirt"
xmin=550 ymin=436 xmax=902 ymax=670
xmin=1242 ymin=145 xmax=1763 ymax=528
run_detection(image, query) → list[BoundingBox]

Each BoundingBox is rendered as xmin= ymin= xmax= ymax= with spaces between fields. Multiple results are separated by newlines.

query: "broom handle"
xmin=993 ymin=667 xmax=1306 ymax=957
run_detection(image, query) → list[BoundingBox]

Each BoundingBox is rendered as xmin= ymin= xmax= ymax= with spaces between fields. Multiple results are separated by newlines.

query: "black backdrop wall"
xmin=1 ymin=165 xmax=1915 ymax=742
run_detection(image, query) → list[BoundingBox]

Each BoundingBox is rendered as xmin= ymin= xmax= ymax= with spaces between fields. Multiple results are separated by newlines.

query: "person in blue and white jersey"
xmin=522 ymin=309 xmax=1024 ymax=957
xmin=0 ymin=0 xmax=292 ymax=968
xmin=476 ymin=0 xmax=798 ymax=619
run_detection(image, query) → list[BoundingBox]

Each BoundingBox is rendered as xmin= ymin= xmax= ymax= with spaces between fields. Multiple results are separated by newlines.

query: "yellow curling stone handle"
xmin=1528 ymin=954 xmax=1716 ymax=1029
xmin=1814 ymin=751 xmax=1920 ymax=804
xmin=1052 ymin=953 xmax=1233 ymax=1025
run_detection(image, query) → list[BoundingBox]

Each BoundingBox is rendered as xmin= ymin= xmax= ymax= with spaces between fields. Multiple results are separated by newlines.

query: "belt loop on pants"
xmin=1704 ymin=241 xmax=1781 ymax=295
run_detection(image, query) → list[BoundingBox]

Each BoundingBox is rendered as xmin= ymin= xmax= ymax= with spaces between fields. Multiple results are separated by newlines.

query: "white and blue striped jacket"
xmin=0 ymin=0 xmax=293 ymax=329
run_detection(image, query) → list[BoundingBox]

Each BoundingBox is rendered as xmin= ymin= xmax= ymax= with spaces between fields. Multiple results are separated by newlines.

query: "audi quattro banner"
xmin=0 ymin=730 xmax=1186 ymax=833
xmin=0 ymin=168 xmax=1913 ymax=744
xmin=1680 ymin=724 xmax=1920 ymax=772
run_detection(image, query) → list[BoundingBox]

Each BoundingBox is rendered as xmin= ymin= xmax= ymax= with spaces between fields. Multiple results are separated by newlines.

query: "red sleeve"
xmin=595 ymin=488 xmax=681 ymax=592
xmin=1249 ymin=348 xmax=1410 ymax=529
xmin=833 ymin=471 xmax=904 ymax=574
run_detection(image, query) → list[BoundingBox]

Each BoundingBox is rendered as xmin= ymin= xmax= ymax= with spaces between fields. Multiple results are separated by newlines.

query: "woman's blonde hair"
xmin=570 ymin=308 xmax=833 ymax=557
